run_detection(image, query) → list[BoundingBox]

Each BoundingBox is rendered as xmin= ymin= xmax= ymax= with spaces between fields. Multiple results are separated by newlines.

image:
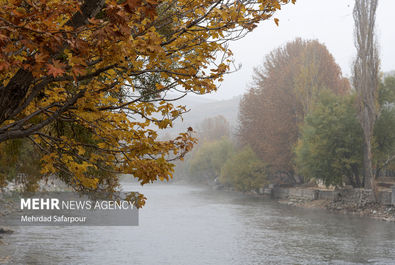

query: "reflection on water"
xmin=2 ymin=184 xmax=395 ymax=264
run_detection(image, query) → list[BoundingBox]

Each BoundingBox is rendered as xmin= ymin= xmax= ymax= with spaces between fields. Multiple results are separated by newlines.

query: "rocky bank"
xmin=279 ymin=197 xmax=395 ymax=222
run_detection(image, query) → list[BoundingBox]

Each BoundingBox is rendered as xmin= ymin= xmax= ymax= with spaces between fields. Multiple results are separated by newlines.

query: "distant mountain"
xmin=163 ymin=94 xmax=242 ymax=136
xmin=175 ymin=95 xmax=217 ymax=106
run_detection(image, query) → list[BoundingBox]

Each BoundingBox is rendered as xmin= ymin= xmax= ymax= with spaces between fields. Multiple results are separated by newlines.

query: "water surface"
xmin=2 ymin=184 xmax=395 ymax=264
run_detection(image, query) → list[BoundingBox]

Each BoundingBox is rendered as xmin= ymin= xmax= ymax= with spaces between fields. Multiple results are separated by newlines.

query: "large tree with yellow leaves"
xmin=0 ymin=0 xmax=293 ymax=205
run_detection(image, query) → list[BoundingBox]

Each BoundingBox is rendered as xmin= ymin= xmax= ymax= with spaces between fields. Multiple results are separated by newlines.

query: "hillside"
xmin=163 ymin=95 xmax=242 ymax=137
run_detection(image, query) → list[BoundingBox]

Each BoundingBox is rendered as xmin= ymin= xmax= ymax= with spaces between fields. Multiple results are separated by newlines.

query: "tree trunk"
xmin=347 ymin=174 xmax=356 ymax=187
xmin=363 ymin=138 xmax=377 ymax=201
xmin=354 ymin=170 xmax=361 ymax=187
xmin=0 ymin=69 xmax=33 ymax=124
xmin=0 ymin=0 xmax=105 ymax=127
xmin=352 ymin=0 xmax=379 ymax=200
xmin=363 ymin=139 xmax=373 ymax=189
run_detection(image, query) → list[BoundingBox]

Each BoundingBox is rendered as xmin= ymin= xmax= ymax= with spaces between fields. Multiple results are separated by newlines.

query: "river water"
xmin=1 ymin=184 xmax=395 ymax=264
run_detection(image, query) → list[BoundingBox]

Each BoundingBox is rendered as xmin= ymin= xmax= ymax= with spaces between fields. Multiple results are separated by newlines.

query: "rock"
xmin=0 ymin=227 xmax=13 ymax=234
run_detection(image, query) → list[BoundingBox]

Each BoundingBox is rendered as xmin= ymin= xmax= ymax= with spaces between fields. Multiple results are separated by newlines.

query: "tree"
xmin=295 ymin=91 xmax=364 ymax=187
xmin=189 ymin=137 xmax=234 ymax=183
xmin=295 ymin=76 xmax=395 ymax=188
xmin=373 ymin=74 xmax=395 ymax=177
xmin=352 ymin=0 xmax=380 ymax=191
xmin=0 ymin=0 xmax=294 ymax=204
xmin=197 ymin=115 xmax=230 ymax=142
xmin=239 ymin=39 xmax=349 ymax=183
xmin=173 ymin=115 xmax=230 ymax=182
xmin=219 ymin=146 xmax=266 ymax=191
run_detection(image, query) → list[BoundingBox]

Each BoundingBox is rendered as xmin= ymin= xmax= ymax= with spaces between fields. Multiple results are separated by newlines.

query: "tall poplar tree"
xmin=352 ymin=0 xmax=380 ymax=191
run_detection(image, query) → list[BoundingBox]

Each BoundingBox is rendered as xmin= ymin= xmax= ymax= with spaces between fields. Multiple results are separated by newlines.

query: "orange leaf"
xmin=47 ymin=60 xmax=66 ymax=77
xmin=71 ymin=65 xmax=86 ymax=77
xmin=0 ymin=61 xmax=10 ymax=71
xmin=126 ymin=0 xmax=141 ymax=10
xmin=34 ymin=53 xmax=48 ymax=63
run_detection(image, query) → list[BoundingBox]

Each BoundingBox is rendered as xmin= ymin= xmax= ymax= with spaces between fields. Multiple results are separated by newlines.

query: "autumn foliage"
xmin=0 ymin=0 xmax=294 ymax=204
xmin=239 ymin=39 xmax=350 ymax=183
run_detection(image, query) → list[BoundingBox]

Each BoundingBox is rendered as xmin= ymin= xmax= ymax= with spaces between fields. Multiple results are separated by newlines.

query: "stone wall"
xmin=272 ymin=187 xmax=289 ymax=199
xmin=378 ymin=191 xmax=392 ymax=205
xmin=271 ymin=186 xmax=394 ymax=206
xmin=337 ymin=188 xmax=374 ymax=204
xmin=288 ymin=188 xmax=318 ymax=200
xmin=317 ymin=190 xmax=339 ymax=201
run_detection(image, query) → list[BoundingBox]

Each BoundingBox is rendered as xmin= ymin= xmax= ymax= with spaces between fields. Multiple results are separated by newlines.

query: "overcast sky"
xmin=202 ymin=0 xmax=395 ymax=100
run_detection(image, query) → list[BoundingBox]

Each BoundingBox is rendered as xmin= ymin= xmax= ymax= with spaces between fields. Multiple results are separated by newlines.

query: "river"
xmin=1 ymin=184 xmax=395 ymax=264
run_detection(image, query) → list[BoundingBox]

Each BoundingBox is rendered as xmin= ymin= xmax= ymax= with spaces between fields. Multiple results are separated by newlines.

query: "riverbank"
xmin=216 ymin=185 xmax=395 ymax=222
xmin=0 ymin=194 xmax=18 ymax=244
xmin=278 ymin=197 xmax=395 ymax=222
xmin=275 ymin=186 xmax=395 ymax=222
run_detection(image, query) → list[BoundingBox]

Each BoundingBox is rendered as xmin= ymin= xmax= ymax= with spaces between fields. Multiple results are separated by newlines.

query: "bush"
xmin=220 ymin=146 xmax=266 ymax=191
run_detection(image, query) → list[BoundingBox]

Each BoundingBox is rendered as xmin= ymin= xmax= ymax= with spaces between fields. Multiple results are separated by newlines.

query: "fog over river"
xmin=2 ymin=184 xmax=395 ymax=264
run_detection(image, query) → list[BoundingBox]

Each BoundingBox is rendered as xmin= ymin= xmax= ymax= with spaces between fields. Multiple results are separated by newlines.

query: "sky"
xmin=202 ymin=0 xmax=395 ymax=100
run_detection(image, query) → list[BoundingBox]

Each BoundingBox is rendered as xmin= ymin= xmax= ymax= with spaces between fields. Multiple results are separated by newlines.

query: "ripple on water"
xmin=2 ymin=184 xmax=395 ymax=265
